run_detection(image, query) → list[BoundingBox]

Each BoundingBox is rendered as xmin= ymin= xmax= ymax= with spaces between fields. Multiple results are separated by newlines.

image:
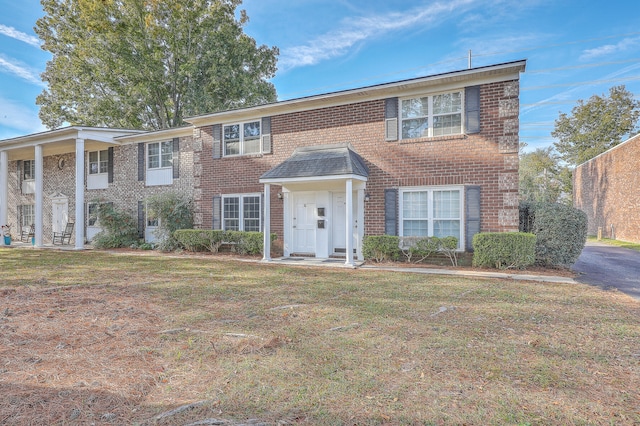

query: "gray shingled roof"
xmin=260 ymin=144 xmax=369 ymax=180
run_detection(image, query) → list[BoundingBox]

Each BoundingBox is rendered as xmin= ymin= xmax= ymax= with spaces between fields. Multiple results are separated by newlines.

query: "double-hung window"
xmin=223 ymin=121 xmax=261 ymax=156
xmin=400 ymin=187 xmax=463 ymax=248
xmin=23 ymin=160 xmax=35 ymax=181
xmin=148 ymin=141 xmax=173 ymax=169
xmin=89 ymin=150 xmax=109 ymax=175
xmin=222 ymin=195 xmax=261 ymax=231
xmin=20 ymin=205 xmax=35 ymax=229
xmin=400 ymin=91 xmax=462 ymax=139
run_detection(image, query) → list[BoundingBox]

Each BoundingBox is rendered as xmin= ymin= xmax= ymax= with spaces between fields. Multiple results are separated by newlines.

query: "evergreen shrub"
xmin=472 ymin=232 xmax=536 ymax=269
xmin=519 ymin=202 xmax=587 ymax=268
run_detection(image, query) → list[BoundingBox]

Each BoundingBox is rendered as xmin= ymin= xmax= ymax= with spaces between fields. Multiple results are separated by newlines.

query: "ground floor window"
xmin=223 ymin=194 xmax=261 ymax=231
xmin=19 ymin=204 xmax=35 ymax=229
xmin=399 ymin=186 xmax=462 ymax=247
xmin=88 ymin=202 xmax=113 ymax=226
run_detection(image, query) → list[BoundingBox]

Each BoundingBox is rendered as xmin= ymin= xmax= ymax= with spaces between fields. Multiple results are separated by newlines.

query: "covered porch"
xmin=0 ymin=127 xmax=142 ymax=248
xmin=260 ymin=144 xmax=369 ymax=267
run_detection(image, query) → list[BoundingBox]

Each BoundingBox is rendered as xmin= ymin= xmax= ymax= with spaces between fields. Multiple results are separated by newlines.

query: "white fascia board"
xmin=0 ymin=126 xmax=143 ymax=149
xmin=115 ymin=126 xmax=193 ymax=144
xmin=187 ymin=60 xmax=526 ymax=127
xmin=259 ymin=174 xmax=368 ymax=185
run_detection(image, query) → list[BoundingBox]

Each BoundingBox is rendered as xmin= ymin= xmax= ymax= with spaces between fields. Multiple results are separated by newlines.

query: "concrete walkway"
xmin=268 ymin=257 xmax=576 ymax=284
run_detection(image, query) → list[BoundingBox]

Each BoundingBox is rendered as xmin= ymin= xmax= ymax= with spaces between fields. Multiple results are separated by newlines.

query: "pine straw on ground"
xmin=0 ymin=248 xmax=639 ymax=425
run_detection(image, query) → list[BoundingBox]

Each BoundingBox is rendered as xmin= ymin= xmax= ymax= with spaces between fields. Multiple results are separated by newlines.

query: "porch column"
xmin=345 ymin=178 xmax=354 ymax=267
xmin=0 ymin=151 xmax=7 ymax=245
xmin=357 ymin=189 xmax=365 ymax=261
xmin=75 ymin=139 xmax=85 ymax=249
xmin=262 ymin=183 xmax=271 ymax=261
xmin=34 ymin=145 xmax=44 ymax=247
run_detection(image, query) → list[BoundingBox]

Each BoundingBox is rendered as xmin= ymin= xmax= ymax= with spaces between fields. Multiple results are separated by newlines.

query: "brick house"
xmin=574 ymin=133 xmax=640 ymax=243
xmin=0 ymin=60 xmax=526 ymax=261
xmin=186 ymin=60 xmax=526 ymax=265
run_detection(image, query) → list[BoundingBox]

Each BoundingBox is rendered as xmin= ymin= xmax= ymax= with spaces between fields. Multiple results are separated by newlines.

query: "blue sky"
xmin=1 ymin=0 xmax=640 ymax=152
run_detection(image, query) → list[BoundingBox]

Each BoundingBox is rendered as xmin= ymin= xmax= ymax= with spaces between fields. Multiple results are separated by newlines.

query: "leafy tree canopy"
xmin=552 ymin=85 xmax=640 ymax=165
xmin=35 ymin=0 xmax=279 ymax=130
xmin=519 ymin=146 xmax=571 ymax=204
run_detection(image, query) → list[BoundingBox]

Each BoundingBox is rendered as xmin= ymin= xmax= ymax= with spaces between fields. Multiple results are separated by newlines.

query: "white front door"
xmin=292 ymin=194 xmax=316 ymax=254
xmin=332 ymin=192 xmax=358 ymax=254
xmin=52 ymin=198 xmax=68 ymax=235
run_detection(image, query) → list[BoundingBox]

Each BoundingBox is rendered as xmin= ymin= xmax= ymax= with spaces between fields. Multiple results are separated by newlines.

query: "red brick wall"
xmin=574 ymin=134 xmax=640 ymax=243
xmin=194 ymin=80 xmax=521 ymax=242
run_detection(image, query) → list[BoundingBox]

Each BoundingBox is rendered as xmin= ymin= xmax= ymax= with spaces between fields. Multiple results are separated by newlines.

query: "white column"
xmin=357 ymin=188 xmax=365 ymax=261
xmin=34 ymin=145 xmax=44 ymax=247
xmin=345 ymin=179 xmax=354 ymax=267
xmin=262 ymin=183 xmax=271 ymax=261
xmin=75 ymin=139 xmax=85 ymax=249
xmin=0 ymin=151 xmax=7 ymax=245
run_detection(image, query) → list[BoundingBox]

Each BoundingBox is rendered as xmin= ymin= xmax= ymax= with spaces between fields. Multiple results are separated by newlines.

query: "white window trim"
xmin=398 ymin=185 xmax=465 ymax=250
xmin=20 ymin=204 xmax=35 ymax=228
xmin=399 ymin=90 xmax=464 ymax=140
xmin=88 ymin=150 xmax=109 ymax=175
xmin=147 ymin=141 xmax=173 ymax=170
xmin=223 ymin=120 xmax=262 ymax=157
xmin=222 ymin=193 xmax=262 ymax=232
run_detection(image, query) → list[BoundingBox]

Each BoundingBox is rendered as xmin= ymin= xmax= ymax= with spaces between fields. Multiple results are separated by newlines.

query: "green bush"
xmin=92 ymin=203 xmax=139 ymax=248
xmin=519 ymin=202 xmax=587 ymax=268
xmin=363 ymin=235 xmax=400 ymax=262
xmin=145 ymin=191 xmax=194 ymax=251
xmin=173 ymin=230 xmax=276 ymax=256
xmin=472 ymin=232 xmax=536 ymax=270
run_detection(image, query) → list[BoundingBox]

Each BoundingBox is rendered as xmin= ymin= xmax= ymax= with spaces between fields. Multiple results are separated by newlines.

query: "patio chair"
xmin=20 ymin=224 xmax=35 ymax=243
xmin=52 ymin=222 xmax=74 ymax=245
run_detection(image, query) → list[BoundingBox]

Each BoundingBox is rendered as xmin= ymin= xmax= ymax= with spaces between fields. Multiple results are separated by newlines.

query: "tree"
xmin=519 ymin=147 xmax=568 ymax=204
xmin=35 ymin=0 xmax=278 ymax=130
xmin=552 ymin=85 xmax=640 ymax=165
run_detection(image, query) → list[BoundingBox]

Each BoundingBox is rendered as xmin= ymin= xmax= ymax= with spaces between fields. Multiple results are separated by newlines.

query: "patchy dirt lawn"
xmin=1 ymin=248 xmax=639 ymax=425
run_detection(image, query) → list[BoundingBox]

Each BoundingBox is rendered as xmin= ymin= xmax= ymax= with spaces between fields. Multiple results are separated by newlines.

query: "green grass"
xmin=0 ymin=248 xmax=639 ymax=425
xmin=588 ymin=236 xmax=640 ymax=251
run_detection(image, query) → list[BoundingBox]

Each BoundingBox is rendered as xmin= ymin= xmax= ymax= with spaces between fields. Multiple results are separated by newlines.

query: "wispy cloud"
xmin=0 ymin=24 xmax=40 ymax=47
xmin=0 ymin=55 xmax=43 ymax=86
xmin=279 ymin=0 xmax=475 ymax=71
xmin=580 ymin=36 xmax=640 ymax=61
xmin=0 ymin=96 xmax=46 ymax=136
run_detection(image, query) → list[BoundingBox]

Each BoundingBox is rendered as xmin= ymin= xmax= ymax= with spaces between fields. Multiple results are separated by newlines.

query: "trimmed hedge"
xmin=472 ymin=232 xmax=536 ymax=270
xmin=173 ymin=229 xmax=276 ymax=256
xmin=519 ymin=202 xmax=587 ymax=268
xmin=363 ymin=235 xmax=401 ymax=262
xmin=364 ymin=235 xmax=459 ymax=266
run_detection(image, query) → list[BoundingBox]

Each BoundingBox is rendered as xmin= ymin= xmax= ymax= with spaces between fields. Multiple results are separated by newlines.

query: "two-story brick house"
xmin=186 ymin=60 xmax=526 ymax=265
xmin=0 ymin=60 xmax=525 ymax=263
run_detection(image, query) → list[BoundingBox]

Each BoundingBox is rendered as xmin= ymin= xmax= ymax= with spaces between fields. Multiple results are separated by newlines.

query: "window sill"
xmin=399 ymin=134 xmax=467 ymax=145
xmin=221 ymin=153 xmax=264 ymax=159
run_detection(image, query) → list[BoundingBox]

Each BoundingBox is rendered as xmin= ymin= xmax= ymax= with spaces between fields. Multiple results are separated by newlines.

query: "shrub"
xmin=92 ymin=203 xmax=139 ymax=248
xmin=173 ymin=230 xmax=276 ymax=256
xmin=438 ymin=236 xmax=459 ymax=267
xmin=519 ymin=202 xmax=587 ymax=268
xmin=472 ymin=232 xmax=536 ymax=269
xmin=363 ymin=235 xmax=400 ymax=262
xmin=145 ymin=191 xmax=194 ymax=251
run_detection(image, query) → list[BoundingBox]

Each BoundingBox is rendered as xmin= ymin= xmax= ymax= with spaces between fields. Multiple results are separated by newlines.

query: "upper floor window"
xmin=148 ymin=141 xmax=173 ymax=169
xmin=224 ymin=121 xmax=261 ymax=156
xmin=400 ymin=91 xmax=462 ymax=139
xmin=23 ymin=160 xmax=35 ymax=181
xmin=89 ymin=150 xmax=109 ymax=175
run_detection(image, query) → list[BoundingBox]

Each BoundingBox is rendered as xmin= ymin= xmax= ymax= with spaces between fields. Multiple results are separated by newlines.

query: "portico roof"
xmin=259 ymin=143 xmax=369 ymax=184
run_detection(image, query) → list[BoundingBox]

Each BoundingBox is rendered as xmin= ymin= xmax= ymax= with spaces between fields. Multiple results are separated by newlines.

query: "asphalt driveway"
xmin=572 ymin=242 xmax=640 ymax=300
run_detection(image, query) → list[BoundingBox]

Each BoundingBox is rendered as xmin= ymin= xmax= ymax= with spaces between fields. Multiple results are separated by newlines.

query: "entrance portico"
xmin=260 ymin=144 xmax=368 ymax=267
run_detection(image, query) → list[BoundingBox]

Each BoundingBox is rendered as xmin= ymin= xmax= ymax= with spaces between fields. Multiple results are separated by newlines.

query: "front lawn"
xmin=1 ymin=249 xmax=638 ymax=425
